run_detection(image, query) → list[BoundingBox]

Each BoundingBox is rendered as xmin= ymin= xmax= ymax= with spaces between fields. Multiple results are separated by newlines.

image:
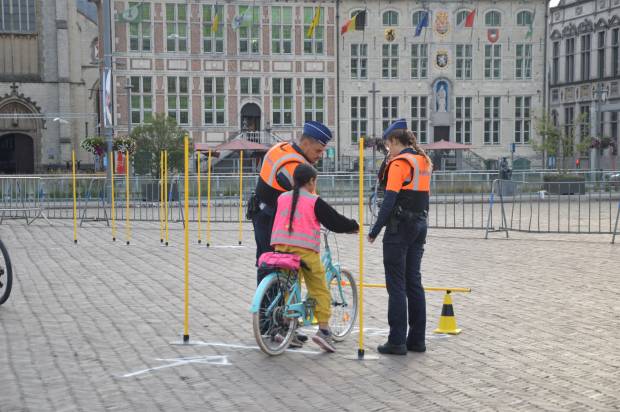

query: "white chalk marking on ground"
xmin=122 ymin=355 xmax=230 ymax=378
xmin=185 ymin=341 xmax=323 ymax=355
xmin=207 ymin=245 xmax=246 ymax=249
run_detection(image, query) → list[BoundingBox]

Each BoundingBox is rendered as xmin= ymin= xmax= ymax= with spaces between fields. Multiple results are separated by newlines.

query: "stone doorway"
xmin=0 ymin=133 xmax=34 ymax=174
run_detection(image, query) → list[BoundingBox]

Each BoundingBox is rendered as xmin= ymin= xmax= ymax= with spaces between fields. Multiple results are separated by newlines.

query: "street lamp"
xmin=124 ymin=77 xmax=132 ymax=136
xmin=593 ymin=83 xmax=609 ymax=171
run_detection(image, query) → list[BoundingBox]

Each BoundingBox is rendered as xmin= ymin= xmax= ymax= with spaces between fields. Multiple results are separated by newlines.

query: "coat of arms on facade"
xmin=435 ymin=50 xmax=449 ymax=69
xmin=385 ymin=28 xmax=396 ymax=42
xmin=487 ymin=28 xmax=500 ymax=43
xmin=434 ymin=11 xmax=449 ymax=36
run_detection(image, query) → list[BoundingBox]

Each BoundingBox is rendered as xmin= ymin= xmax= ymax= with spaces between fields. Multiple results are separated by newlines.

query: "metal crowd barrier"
xmin=0 ymin=176 xmax=50 ymax=224
xmin=2 ymin=174 xmax=619 ymax=241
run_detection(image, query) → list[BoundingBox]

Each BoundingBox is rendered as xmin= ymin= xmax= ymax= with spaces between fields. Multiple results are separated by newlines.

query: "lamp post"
xmin=125 ymin=78 xmax=132 ymax=136
xmin=368 ymin=82 xmax=380 ymax=173
xmin=593 ymin=83 xmax=609 ymax=171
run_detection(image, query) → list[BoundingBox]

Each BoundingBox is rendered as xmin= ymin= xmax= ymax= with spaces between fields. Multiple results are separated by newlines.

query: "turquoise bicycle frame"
xmin=249 ymin=241 xmax=344 ymax=319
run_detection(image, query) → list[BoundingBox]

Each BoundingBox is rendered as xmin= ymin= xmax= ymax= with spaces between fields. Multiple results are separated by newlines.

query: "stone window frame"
xmin=410 ymin=96 xmax=428 ymax=144
xmin=350 ymin=96 xmax=368 ymax=144
xmin=514 ymin=96 xmax=531 ymax=144
xmin=303 ymin=78 xmax=325 ymax=123
xmin=204 ymin=77 xmax=225 ymax=126
xmin=484 ymin=96 xmax=501 ymax=145
xmin=456 ymin=97 xmax=472 ymax=144
xmin=271 ymin=6 xmax=293 ymax=54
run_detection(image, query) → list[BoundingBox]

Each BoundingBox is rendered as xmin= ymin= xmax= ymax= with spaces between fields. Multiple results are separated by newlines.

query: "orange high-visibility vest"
xmin=259 ymin=142 xmax=308 ymax=192
xmin=387 ymin=152 xmax=431 ymax=192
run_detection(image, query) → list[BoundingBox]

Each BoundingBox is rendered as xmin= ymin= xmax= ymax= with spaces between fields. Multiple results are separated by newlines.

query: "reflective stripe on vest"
xmin=387 ymin=153 xmax=431 ymax=192
xmin=259 ymin=142 xmax=307 ymax=191
xmin=271 ymin=189 xmax=321 ymax=252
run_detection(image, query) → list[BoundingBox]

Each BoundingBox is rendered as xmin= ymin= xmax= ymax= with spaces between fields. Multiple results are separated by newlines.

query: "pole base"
xmin=183 ymin=334 xmax=190 ymax=344
xmin=198 ymin=239 xmax=202 ymax=244
xmin=160 ymin=239 xmax=163 ymax=243
xmin=238 ymin=241 xmax=242 ymax=245
xmin=112 ymin=237 xmax=116 ymax=242
xmin=126 ymin=241 xmax=130 ymax=246
xmin=73 ymin=239 xmax=78 ymax=244
xmin=344 ymin=349 xmax=379 ymax=361
xmin=165 ymin=241 xmax=169 ymax=246
xmin=206 ymin=243 xmax=210 ymax=247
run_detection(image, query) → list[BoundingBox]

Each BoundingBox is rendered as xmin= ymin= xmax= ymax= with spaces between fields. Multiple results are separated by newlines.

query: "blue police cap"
xmin=303 ymin=121 xmax=332 ymax=145
xmin=382 ymin=118 xmax=407 ymax=139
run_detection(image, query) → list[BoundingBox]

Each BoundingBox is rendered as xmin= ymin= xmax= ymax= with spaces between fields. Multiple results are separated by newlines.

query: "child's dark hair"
xmin=288 ymin=164 xmax=318 ymax=233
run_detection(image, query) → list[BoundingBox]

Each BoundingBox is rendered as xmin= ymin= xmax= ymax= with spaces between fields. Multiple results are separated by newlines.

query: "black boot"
xmin=377 ymin=342 xmax=407 ymax=355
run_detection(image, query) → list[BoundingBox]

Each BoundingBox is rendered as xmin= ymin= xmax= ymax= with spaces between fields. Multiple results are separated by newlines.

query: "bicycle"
xmin=250 ymin=231 xmax=358 ymax=356
xmin=0 ymin=238 xmax=13 ymax=305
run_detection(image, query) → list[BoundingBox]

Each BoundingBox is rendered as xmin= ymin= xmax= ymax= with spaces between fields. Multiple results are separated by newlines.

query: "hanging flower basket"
xmin=113 ymin=135 xmax=137 ymax=155
xmin=80 ymin=136 xmax=106 ymax=156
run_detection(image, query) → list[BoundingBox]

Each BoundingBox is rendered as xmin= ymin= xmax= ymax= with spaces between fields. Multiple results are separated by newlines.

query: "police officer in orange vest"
xmin=250 ymin=121 xmax=332 ymax=284
xmin=368 ymin=119 xmax=433 ymax=355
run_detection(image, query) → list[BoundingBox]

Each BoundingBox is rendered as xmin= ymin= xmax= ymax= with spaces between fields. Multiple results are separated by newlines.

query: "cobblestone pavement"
xmin=0 ymin=220 xmax=619 ymax=411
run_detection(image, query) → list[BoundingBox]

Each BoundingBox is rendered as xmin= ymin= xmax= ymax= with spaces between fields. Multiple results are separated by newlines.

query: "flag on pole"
xmin=341 ymin=10 xmax=365 ymax=35
xmin=457 ymin=9 xmax=476 ymax=30
xmin=118 ymin=3 xmax=143 ymax=23
xmin=232 ymin=8 xmax=252 ymax=30
xmin=306 ymin=7 xmax=321 ymax=38
xmin=525 ymin=8 xmax=536 ymax=39
xmin=414 ymin=11 xmax=429 ymax=37
xmin=212 ymin=13 xmax=220 ymax=34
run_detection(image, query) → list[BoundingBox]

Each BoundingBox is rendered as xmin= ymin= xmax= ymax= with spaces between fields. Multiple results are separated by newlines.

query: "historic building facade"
xmin=0 ymin=0 xmax=99 ymax=173
xmin=339 ymin=0 xmax=547 ymax=169
xmin=110 ymin=1 xmax=338 ymax=154
xmin=549 ymin=0 xmax=620 ymax=169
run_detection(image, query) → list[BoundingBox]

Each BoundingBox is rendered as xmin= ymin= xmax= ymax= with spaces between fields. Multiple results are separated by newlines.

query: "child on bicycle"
xmin=271 ymin=164 xmax=358 ymax=352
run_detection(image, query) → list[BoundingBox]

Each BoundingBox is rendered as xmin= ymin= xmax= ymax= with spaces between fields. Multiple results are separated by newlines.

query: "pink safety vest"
xmin=271 ymin=189 xmax=321 ymax=252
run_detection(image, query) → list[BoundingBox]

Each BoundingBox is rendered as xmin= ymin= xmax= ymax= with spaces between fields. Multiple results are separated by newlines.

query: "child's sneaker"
xmin=312 ymin=329 xmax=336 ymax=353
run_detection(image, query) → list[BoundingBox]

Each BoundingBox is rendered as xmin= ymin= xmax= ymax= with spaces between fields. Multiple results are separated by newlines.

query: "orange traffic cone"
xmin=433 ymin=291 xmax=462 ymax=334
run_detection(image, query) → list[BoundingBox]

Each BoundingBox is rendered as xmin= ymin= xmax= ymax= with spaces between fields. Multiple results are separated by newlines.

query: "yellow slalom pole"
xmin=183 ymin=135 xmax=190 ymax=343
xmin=197 ymin=151 xmax=202 ymax=244
xmin=238 ymin=150 xmax=243 ymax=245
xmin=358 ymin=138 xmax=365 ymax=358
xmin=206 ymin=150 xmax=212 ymax=247
xmin=159 ymin=151 xmax=164 ymax=243
xmin=125 ymin=151 xmax=131 ymax=245
xmin=71 ymin=150 xmax=77 ymax=244
xmin=110 ymin=151 xmax=117 ymax=241
xmin=165 ymin=150 xmax=169 ymax=246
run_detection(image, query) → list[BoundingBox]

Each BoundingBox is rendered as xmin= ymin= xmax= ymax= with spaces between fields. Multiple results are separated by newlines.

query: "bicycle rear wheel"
xmin=252 ymin=274 xmax=297 ymax=356
xmin=0 ymin=239 xmax=13 ymax=305
xmin=329 ymin=268 xmax=357 ymax=342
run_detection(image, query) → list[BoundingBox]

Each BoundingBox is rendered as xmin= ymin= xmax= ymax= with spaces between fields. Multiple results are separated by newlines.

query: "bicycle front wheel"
xmin=329 ymin=268 xmax=357 ymax=342
xmin=0 ymin=239 xmax=13 ymax=305
xmin=252 ymin=274 xmax=297 ymax=356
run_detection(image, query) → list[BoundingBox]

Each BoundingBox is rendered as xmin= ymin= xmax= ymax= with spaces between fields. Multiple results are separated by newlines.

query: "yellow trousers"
xmin=275 ymin=245 xmax=331 ymax=323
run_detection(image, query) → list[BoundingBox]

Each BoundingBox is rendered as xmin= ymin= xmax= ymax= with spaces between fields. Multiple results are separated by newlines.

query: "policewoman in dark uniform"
xmin=249 ymin=121 xmax=332 ymax=284
xmin=368 ymin=119 xmax=432 ymax=355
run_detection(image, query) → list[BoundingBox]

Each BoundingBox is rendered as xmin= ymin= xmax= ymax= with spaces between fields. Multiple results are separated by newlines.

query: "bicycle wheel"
xmin=252 ymin=274 xmax=298 ymax=356
xmin=0 ymin=239 xmax=13 ymax=305
xmin=328 ymin=268 xmax=357 ymax=342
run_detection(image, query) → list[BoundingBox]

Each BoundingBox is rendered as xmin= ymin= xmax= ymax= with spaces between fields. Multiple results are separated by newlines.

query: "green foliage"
xmin=113 ymin=135 xmax=137 ymax=155
xmin=129 ymin=114 xmax=190 ymax=176
xmin=81 ymin=136 xmax=106 ymax=156
xmin=533 ymin=112 xmax=591 ymax=172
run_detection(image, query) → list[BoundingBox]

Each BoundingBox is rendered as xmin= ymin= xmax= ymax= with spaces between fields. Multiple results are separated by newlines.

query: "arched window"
xmin=383 ymin=10 xmax=398 ymax=26
xmin=517 ymin=11 xmax=533 ymax=26
xmin=456 ymin=10 xmax=470 ymax=26
xmin=412 ymin=10 xmax=426 ymax=26
xmin=485 ymin=11 xmax=501 ymax=27
xmin=350 ymin=9 xmax=366 ymax=28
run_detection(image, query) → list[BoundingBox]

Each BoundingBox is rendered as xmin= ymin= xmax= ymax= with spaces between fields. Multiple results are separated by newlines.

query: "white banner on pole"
xmin=103 ymin=69 xmax=113 ymax=128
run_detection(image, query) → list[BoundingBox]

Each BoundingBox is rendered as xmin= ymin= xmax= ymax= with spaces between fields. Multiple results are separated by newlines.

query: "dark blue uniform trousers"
xmin=382 ymin=217 xmax=427 ymax=346
xmin=252 ymin=207 xmax=275 ymax=285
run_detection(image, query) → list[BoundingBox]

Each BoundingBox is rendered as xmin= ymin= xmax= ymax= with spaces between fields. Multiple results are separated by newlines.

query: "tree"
xmin=130 ymin=114 xmax=190 ymax=176
xmin=533 ymin=113 xmax=590 ymax=172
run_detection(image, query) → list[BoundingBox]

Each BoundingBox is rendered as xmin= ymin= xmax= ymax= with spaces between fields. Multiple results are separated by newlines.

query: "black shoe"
xmin=295 ymin=331 xmax=308 ymax=343
xmin=377 ymin=342 xmax=407 ymax=355
xmin=407 ymin=344 xmax=426 ymax=353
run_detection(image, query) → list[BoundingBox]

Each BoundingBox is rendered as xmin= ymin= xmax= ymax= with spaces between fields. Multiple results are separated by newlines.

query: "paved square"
xmin=0 ymin=221 xmax=619 ymax=411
